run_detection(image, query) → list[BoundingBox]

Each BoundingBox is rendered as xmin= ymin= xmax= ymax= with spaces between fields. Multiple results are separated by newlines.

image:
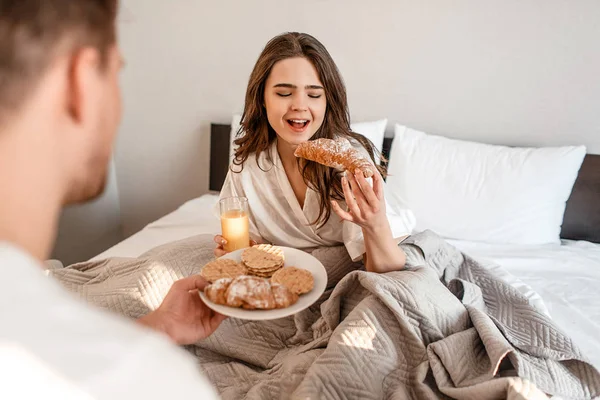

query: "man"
xmin=0 ymin=1 xmax=222 ymax=398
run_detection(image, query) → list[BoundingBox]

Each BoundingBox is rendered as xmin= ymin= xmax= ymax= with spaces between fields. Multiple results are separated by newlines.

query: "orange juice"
xmin=221 ymin=209 xmax=250 ymax=252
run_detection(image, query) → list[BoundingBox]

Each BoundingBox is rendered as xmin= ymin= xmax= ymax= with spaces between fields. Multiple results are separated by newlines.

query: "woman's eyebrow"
xmin=273 ymin=83 xmax=324 ymax=90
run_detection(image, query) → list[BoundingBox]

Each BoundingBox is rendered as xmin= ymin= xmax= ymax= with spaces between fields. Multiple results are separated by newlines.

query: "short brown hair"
xmin=0 ymin=0 xmax=118 ymax=120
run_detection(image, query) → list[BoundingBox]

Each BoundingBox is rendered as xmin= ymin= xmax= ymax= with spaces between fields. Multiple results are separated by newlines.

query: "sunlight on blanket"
xmin=338 ymin=313 xmax=377 ymax=351
xmin=136 ymin=261 xmax=184 ymax=311
xmin=0 ymin=343 xmax=93 ymax=399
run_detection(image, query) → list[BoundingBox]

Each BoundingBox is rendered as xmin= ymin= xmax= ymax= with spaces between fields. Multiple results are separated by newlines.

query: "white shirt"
xmin=0 ymin=243 xmax=218 ymax=400
xmin=218 ymin=141 xmax=415 ymax=261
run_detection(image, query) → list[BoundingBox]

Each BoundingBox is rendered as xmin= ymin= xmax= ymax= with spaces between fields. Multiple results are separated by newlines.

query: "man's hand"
xmin=138 ymin=275 xmax=227 ymax=345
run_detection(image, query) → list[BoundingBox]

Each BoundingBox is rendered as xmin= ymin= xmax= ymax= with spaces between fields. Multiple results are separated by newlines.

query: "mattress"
xmin=93 ymin=194 xmax=600 ymax=370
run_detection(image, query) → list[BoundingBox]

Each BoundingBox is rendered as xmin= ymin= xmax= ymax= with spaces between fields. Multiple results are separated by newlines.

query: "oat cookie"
xmin=241 ymin=245 xmax=285 ymax=273
xmin=271 ymin=267 xmax=314 ymax=295
xmin=247 ymin=264 xmax=283 ymax=278
xmin=200 ymin=258 xmax=248 ymax=282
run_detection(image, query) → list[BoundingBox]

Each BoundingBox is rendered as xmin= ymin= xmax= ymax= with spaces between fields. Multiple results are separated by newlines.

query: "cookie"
xmin=200 ymin=258 xmax=248 ymax=282
xmin=241 ymin=245 xmax=285 ymax=272
xmin=226 ymin=275 xmax=276 ymax=310
xmin=204 ymin=278 xmax=232 ymax=305
xmin=247 ymin=264 xmax=283 ymax=278
xmin=271 ymin=267 xmax=314 ymax=295
xmin=271 ymin=283 xmax=299 ymax=309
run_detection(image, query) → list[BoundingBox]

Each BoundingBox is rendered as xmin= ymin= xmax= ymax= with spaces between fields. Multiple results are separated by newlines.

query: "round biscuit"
xmin=249 ymin=269 xmax=279 ymax=278
xmin=271 ymin=267 xmax=314 ymax=295
xmin=241 ymin=247 xmax=284 ymax=270
xmin=254 ymin=244 xmax=284 ymax=259
xmin=200 ymin=259 xmax=248 ymax=282
xmin=246 ymin=263 xmax=283 ymax=274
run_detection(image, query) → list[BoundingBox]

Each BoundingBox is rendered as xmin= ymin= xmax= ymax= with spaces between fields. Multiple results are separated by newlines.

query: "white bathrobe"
xmin=217 ymin=141 xmax=415 ymax=261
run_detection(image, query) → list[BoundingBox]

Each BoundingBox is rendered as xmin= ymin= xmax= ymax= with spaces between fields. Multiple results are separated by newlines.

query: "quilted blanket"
xmin=49 ymin=231 xmax=600 ymax=400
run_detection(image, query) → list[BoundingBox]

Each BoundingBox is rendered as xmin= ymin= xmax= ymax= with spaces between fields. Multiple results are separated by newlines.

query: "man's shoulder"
xmin=0 ymin=243 xmax=218 ymax=399
xmin=0 ymin=242 xmax=46 ymax=282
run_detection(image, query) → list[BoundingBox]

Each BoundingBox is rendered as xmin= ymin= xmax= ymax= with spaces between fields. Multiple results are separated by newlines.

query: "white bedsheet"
xmin=447 ymin=239 xmax=600 ymax=371
xmin=93 ymin=194 xmax=600 ymax=370
xmin=92 ymin=194 xmax=222 ymax=260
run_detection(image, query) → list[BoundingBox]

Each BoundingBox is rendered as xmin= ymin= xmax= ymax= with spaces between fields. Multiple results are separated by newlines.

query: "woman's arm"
xmin=332 ymin=170 xmax=407 ymax=273
xmin=362 ymin=223 xmax=406 ymax=273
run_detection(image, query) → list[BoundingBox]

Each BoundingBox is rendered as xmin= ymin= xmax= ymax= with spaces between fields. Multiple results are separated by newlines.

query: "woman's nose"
xmin=290 ymin=94 xmax=308 ymax=112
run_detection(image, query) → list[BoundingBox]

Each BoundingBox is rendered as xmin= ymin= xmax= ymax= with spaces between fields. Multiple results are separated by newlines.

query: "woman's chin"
xmin=278 ymin=132 xmax=314 ymax=147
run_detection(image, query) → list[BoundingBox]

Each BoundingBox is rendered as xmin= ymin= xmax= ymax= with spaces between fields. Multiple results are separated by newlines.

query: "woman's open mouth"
xmin=287 ymin=119 xmax=310 ymax=132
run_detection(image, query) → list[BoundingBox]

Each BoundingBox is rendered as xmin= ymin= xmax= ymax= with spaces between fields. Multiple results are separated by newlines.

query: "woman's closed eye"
xmin=276 ymin=92 xmax=292 ymax=97
xmin=308 ymin=93 xmax=322 ymax=99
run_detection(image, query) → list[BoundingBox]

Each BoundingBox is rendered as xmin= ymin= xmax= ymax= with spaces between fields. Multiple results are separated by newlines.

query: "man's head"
xmin=0 ymin=0 xmax=121 ymax=204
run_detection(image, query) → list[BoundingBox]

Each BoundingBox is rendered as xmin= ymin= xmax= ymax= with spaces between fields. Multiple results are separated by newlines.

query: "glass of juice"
xmin=219 ymin=197 xmax=250 ymax=252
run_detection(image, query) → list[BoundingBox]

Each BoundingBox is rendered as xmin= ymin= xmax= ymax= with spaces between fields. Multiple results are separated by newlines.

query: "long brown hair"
xmin=233 ymin=32 xmax=385 ymax=227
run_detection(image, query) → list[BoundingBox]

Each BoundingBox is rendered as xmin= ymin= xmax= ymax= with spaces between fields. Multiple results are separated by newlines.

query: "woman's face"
xmin=264 ymin=57 xmax=327 ymax=147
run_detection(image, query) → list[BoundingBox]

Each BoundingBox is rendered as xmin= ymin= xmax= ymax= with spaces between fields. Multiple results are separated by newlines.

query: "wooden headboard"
xmin=210 ymin=123 xmax=600 ymax=243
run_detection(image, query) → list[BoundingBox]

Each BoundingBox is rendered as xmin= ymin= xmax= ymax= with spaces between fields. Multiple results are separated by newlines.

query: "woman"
xmin=214 ymin=32 xmax=415 ymax=273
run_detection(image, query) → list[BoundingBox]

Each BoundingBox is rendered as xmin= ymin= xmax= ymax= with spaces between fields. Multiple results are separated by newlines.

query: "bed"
xmin=81 ymin=122 xmax=600 ymax=399
xmin=93 ymin=123 xmax=600 ymax=372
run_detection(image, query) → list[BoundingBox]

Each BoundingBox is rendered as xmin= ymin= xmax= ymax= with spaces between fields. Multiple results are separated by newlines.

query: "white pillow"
xmin=228 ymin=115 xmax=388 ymax=161
xmin=350 ymin=119 xmax=388 ymax=153
xmin=386 ymin=124 xmax=586 ymax=245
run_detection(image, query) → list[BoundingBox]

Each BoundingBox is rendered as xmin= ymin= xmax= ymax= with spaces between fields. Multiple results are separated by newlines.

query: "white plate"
xmin=199 ymin=247 xmax=327 ymax=321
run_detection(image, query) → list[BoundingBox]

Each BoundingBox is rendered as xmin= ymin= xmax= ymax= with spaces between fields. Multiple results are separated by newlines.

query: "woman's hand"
xmin=331 ymin=169 xmax=407 ymax=273
xmin=213 ymin=235 xmax=257 ymax=257
xmin=331 ymin=169 xmax=388 ymax=234
xmin=213 ymin=235 xmax=228 ymax=257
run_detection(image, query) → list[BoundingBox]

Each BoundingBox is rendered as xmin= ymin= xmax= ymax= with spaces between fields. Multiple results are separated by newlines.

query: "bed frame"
xmin=209 ymin=123 xmax=600 ymax=244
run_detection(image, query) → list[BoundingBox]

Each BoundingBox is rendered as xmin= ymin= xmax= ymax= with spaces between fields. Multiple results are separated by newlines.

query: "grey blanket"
xmin=49 ymin=231 xmax=600 ymax=399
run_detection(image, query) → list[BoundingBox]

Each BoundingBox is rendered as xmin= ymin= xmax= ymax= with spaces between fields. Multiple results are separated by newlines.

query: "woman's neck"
xmin=276 ymin=138 xmax=298 ymax=167
xmin=275 ymin=138 xmax=307 ymax=208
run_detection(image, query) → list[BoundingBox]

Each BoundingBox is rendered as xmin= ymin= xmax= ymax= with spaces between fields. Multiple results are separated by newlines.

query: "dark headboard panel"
xmin=210 ymin=124 xmax=600 ymax=243
xmin=560 ymin=154 xmax=600 ymax=242
xmin=209 ymin=124 xmax=231 ymax=192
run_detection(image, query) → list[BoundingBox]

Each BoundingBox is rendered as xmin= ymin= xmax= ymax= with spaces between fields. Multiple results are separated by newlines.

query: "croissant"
xmin=204 ymin=276 xmax=298 ymax=310
xmin=294 ymin=138 xmax=374 ymax=178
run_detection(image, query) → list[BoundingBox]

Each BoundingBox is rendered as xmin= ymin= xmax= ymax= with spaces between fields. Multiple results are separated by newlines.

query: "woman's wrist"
xmin=362 ymin=218 xmax=393 ymax=240
xmin=362 ymin=223 xmax=406 ymax=273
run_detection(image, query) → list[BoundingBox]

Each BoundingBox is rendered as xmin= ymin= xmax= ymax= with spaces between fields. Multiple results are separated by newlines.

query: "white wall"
xmin=117 ymin=0 xmax=600 ymax=237
xmin=52 ymin=158 xmax=123 ymax=264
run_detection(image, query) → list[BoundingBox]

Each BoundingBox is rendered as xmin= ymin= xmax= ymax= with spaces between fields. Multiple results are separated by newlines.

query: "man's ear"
xmin=65 ymin=48 xmax=102 ymax=124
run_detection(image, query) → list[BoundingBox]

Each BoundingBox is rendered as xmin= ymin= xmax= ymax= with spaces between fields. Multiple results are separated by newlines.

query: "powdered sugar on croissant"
xmin=294 ymin=138 xmax=374 ymax=177
xmin=204 ymin=275 xmax=298 ymax=310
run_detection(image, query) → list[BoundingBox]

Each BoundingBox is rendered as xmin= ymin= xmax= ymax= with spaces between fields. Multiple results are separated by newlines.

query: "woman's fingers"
xmin=214 ymin=235 xmax=227 ymax=246
xmin=213 ymin=235 xmax=228 ymax=257
xmin=341 ymin=175 xmax=362 ymax=218
xmin=354 ymin=170 xmax=379 ymax=208
xmin=372 ymin=169 xmax=384 ymax=200
xmin=214 ymin=247 xmax=228 ymax=257
xmin=331 ymin=200 xmax=354 ymax=223
xmin=346 ymin=171 xmax=370 ymax=211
